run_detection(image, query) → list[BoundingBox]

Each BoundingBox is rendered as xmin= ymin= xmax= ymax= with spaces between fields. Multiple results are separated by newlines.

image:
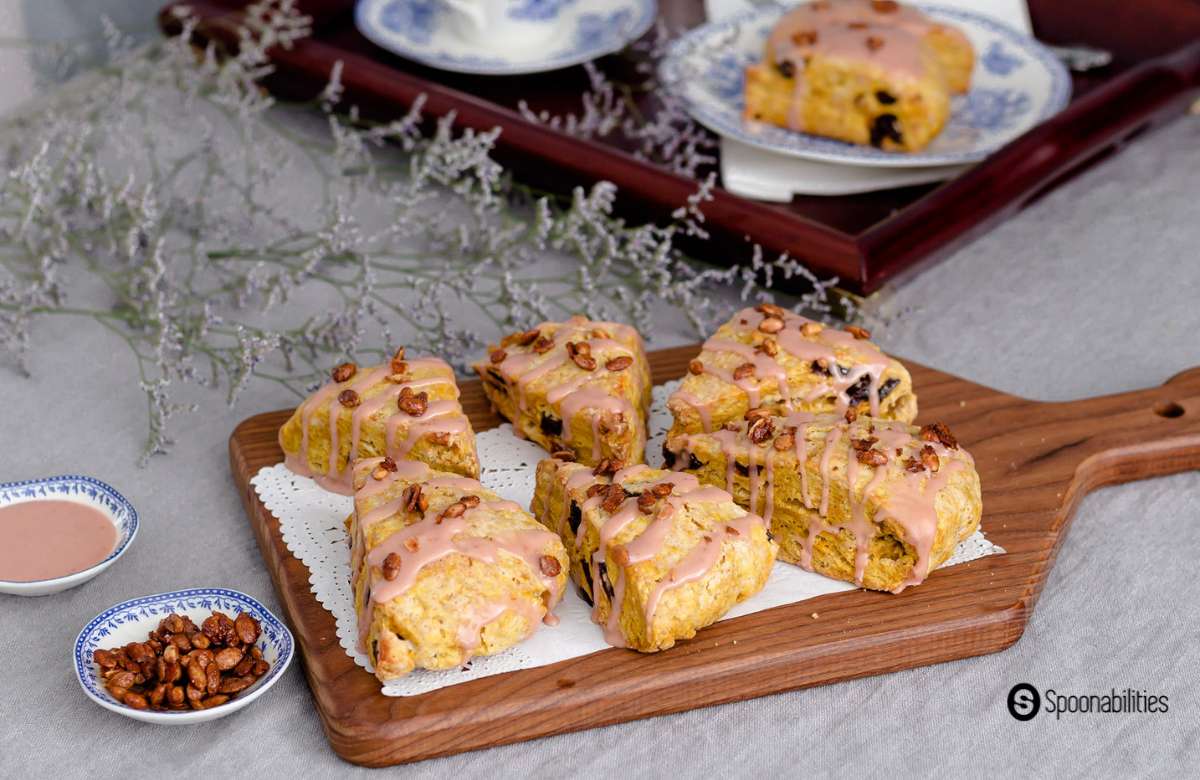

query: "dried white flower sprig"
xmin=0 ymin=2 xmax=843 ymax=464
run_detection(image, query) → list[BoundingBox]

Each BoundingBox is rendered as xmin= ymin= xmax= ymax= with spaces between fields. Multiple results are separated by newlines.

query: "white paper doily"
xmin=251 ymin=380 xmax=1004 ymax=696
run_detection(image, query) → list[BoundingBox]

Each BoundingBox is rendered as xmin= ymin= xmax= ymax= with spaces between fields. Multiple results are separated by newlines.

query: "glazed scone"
xmin=531 ymin=458 xmax=776 ymax=652
xmin=350 ymin=457 xmax=568 ymax=683
xmin=744 ymin=0 xmax=974 ymax=152
xmin=473 ymin=316 xmax=651 ymax=467
xmin=664 ymin=411 xmax=981 ymax=592
xmin=667 ymin=304 xmax=916 ymax=440
xmin=279 ymin=349 xmax=479 ymax=494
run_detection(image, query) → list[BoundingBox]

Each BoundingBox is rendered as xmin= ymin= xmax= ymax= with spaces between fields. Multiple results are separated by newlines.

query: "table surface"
xmin=1 ymin=3 xmax=1198 ymax=776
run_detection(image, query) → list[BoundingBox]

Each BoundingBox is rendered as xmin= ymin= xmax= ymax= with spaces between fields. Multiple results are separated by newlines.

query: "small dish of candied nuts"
xmin=74 ymin=588 xmax=294 ymax=724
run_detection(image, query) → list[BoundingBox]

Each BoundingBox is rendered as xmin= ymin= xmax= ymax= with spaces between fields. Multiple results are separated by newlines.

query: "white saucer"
xmin=355 ymin=0 xmax=658 ymax=76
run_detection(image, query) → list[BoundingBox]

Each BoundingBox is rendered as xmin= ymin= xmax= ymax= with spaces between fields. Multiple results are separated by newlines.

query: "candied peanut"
xmin=382 ymin=552 xmax=402 ymax=581
xmin=756 ymin=339 xmax=779 ymax=357
xmin=215 ymin=647 xmax=244 ymax=671
xmin=748 ymin=417 xmax=775 ymax=445
xmin=206 ymin=664 xmax=221 ymax=695
xmin=218 ymin=676 xmax=254 ymax=695
xmin=758 ymin=316 xmax=784 ymax=334
xmin=94 ymin=649 xmax=119 ymax=669
xmin=539 ymin=555 xmax=562 ymax=577
xmin=201 ymin=695 xmax=230 ymax=710
xmin=123 ymin=692 xmax=149 ymax=710
xmin=167 ymin=685 xmax=185 ymax=707
xmin=252 ymin=661 xmax=269 ymax=678
xmin=331 ymin=362 xmax=357 ymax=382
xmin=234 ymin=613 xmax=260 ymax=646
xmin=187 ymin=660 xmax=206 ymax=689
xmin=190 ymin=632 xmax=211 ymax=650
xmin=165 ymin=614 xmax=185 ymax=634
xmin=108 ymin=671 xmax=136 ymax=689
xmin=337 ymin=388 xmax=361 ymax=408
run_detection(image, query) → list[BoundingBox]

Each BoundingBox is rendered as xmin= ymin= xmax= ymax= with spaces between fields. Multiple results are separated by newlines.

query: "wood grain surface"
xmin=229 ymin=347 xmax=1200 ymax=766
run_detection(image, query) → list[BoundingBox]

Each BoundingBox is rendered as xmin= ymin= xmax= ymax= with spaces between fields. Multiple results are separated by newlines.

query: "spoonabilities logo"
xmin=1008 ymin=683 xmax=1041 ymax=721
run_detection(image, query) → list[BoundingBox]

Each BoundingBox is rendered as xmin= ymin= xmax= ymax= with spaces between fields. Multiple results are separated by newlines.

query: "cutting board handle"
xmin=1045 ymin=365 xmax=1200 ymax=500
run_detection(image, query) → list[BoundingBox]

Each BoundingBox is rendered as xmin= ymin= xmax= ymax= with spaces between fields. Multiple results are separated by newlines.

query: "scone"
xmin=664 ymin=410 xmax=981 ymax=593
xmin=531 ymin=458 xmax=776 ymax=652
xmin=350 ymin=457 xmax=568 ymax=683
xmin=667 ymin=303 xmax=916 ymax=439
xmin=473 ymin=316 xmax=651 ymax=466
xmin=744 ymin=0 xmax=975 ymax=152
xmin=279 ymin=348 xmax=479 ymax=494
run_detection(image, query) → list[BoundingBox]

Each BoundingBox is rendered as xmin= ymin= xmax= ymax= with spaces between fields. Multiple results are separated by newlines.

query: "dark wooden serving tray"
xmin=165 ymin=0 xmax=1200 ymax=294
xmin=229 ymin=346 xmax=1200 ymax=766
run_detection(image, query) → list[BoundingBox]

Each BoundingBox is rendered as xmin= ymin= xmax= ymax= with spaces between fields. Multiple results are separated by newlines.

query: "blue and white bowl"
xmin=660 ymin=4 xmax=1071 ymax=167
xmin=0 ymin=475 xmax=138 ymax=597
xmin=75 ymin=588 xmax=294 ymax=725
xmin=355 ymin=0 xmax=658 ymax=75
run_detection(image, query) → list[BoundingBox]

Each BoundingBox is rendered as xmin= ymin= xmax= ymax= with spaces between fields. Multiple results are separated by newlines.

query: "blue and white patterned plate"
xmin=660 ymin=4 xmax=1071 ymax=167
xmin=355 ymin=0 xmax=657 ymax=75
xmin=0 ymin=475 xmax=138 ymax=596
xmin=75 ymin=588 xmax=294 ymax=724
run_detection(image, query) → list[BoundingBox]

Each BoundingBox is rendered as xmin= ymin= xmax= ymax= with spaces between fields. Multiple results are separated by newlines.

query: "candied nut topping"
xmin=532 ymin=336 xmax=554 ymax=354
xmin=371 ymin=465 xmax=390 ymax=481
xmin=748 ymin=416 xmax=775 ymax=445
xmin=650 ymin=482 xmax=673 ymax=498
xmin=844 ymin=406 xmax=859 ymax=424
xmin=872 ymin=0 xmax=899 ymax=11
xmin=800 ymin=321 xmax=824 ymax=338
xmin=744 ymin=407 xmax=772 ymax=422
xmin=755 ymin=303 xmax=786 ymax=318
xmin=637 ymin=492 xmax=657 ymax=512
xmin=592 ymin=458 xmax=623 ymax=477
xmin=756 ymin=338 xmax=779 ymax=357
xmin=426 ymin=431 xmax=451 ymax=446
xmin=440 ymin=501 xmax=467 ymax=522
xmin=919 ymin=445 xmax=941 ymax=473
xmin=733 ymin=362 xmax=756 ymax=381
xmin=758 ymin=316 xmax=785 ymax=334
xmin=338 ymin=389 xmax=361 ymax=408
xmin=919 ymin=422 xmax=958 ymax=449
xmin=460 ymin=495 xmax=481 ymax=508
xmin=902 ymin=456 xmax=924 ymax=473
xmin=601 ymin=484 xmax=627 ymax=513
xmin=688 ymin=359 xmax=704 ymax=376
xmin=585 ymin=483 xmax=607 ymax=498
xmin=773 ymin=431 xmax=795 ymax=451
xmin=379 ymin=456 xmax=398 ymax=472
xmin=846 ymin=325 xmax=872 ymax=340
xmin=539 ymin=555 xmax=562 ymax=577
xmin=791 ymin=29 xmax=818 ymax=45
xmin=551 ymin=449 xmax=576 ymax=462
xmin=397 ymin=386 xmax=429 ymax=416
xmin=566 ymin=341 xmax=597 ymax=371
xmin=382 ymin=552 xmax=402 ymax=581
xmin=516 ymin=329 xmax=540 ymax=347
xmin=605 ymin=355 xmax=633 ymax=372
xmin=389 ymin=346 xmax=408 ymax=374
xmin=856 ymin=448 xmax=888 ymax=466
xmin=402 ymin=484 xmax=428 ymax=514
xmin=489 ymin=349 xmax=507 ymax=364
xmin=332 ymin=362 xmax=357 ymax=383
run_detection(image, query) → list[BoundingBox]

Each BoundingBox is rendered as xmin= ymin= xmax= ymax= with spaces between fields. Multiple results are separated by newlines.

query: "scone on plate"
xmin=667 ymin=303 xmax=916 ymax=439
xmin=531 ymin=458 xmax=776 ymax=652
xmin=349 ymin=457 xmax=568 ymax=683
xmin=744 ymin=0 xmax=975 ymax=152
xmin=279 ymin=349 xmax=479 ymax=494
xmin=473 ymin=316 xmax=651 ymax=467
xmin=664 ymin=410 xmax=981 ymax=592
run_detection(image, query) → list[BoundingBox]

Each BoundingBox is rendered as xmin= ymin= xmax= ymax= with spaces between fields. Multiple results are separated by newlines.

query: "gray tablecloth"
xmin=2 ymin=13 xmax=1199 ymax=776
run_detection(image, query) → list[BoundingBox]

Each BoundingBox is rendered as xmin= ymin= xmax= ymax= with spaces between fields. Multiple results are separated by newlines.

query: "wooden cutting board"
xmin=228 ymin=346 xmax=1200 ymax=766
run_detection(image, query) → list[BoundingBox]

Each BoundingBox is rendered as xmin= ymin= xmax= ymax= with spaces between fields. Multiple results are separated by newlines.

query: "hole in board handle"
xmin=1153 ymin=401 xmax=1185 ymax=419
